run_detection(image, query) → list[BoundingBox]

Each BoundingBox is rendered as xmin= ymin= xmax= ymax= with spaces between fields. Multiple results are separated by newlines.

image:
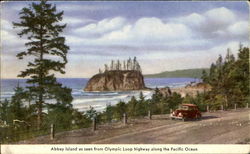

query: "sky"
xmin=1 ymin=1 xmax=249 ymax=78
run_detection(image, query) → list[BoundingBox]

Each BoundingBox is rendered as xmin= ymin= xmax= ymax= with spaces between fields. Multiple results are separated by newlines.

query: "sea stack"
xmin=84 ymin=57 xmax=146 ymax=91
xmin=84 ymin=70 xmax=146 ymax=91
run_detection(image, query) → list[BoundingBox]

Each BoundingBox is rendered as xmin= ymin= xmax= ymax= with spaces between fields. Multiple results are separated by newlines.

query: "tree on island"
xmin=13 ymin=0 xmax=72 ymax=129
xmin=102 ymin=57 xmax=142 ymax=72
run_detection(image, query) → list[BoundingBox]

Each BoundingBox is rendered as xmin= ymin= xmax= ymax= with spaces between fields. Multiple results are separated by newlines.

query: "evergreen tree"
xmin=99 ymin=68 xmax=102 ymax=74
xmin=46 ymin=102 xmax=74 ymax=129
xmin=135 ymin=92 xmax=148 ymax=116
xmin=133 ymin=57 xmax=137 ymax=70
xmin=232 ymin=46 xmax=249 ymax=105
xmin=117 ymin=60 xmax=121 ymax=70
xmin=168 ymin=92 xmax=182 ymax=111
xmin=201 ymin=70 xmax=208 ymax=83
xmin=104 ymin=64 xmax=109 ymax=72
xmin=111 ymin=60 xmax=114 ymax=70
xmin=0 ymin=99 xmax=10 ymax=124
xmin=13 ymin=0 xmax=72 ymax=129
xmin=127 ymin=96 xmax=137 ymax=117
xmin=136 ymin=62 xmax=142 ymax=72
xmin=127 ymin=58 xmax=132 ymax=70
xmin=158 ymin=97 xmax=168 ymax=114
xmin=114 ymin=101 xmax=126 ymax=120
xmin=9 ymin=86 xmax=27 ymax=121
xmin=123 ymin=60 xmax=126 ymax=70
xmin=85 ymin=106 xmax=97 ymax=120
xmin=200 ymin=45 xmax=249 ymax=109
xmin=104 ymin=104 xmax=114 ymax=123
xmin=150 ymin=87 xmax=163 ymax=114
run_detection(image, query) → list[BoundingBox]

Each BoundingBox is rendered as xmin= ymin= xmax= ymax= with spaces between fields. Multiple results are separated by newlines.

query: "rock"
xmin=84 ymin=70 xmax=146 ymax=91
xmin=185 ymin=82 xmax=212 ymax=90
xmin=159 ymin=87 xmax=172 ymax=97
xmin=172 ymin=82 xmax=212 ymax=97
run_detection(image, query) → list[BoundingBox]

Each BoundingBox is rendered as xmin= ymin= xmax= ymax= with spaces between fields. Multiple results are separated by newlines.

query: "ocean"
xmin=0 ymin=78 xmax=201 ymax=112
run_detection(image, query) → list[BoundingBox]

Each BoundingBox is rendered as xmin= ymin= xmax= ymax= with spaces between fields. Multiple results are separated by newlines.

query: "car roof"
xmin=182 ymin=104 xmax=197 ymax=107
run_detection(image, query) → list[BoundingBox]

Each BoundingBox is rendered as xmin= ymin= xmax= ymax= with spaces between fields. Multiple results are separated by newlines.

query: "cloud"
xmin=132 ymin=17 xmax=191 ymax=41
xmin=1 ymin=18 xmax=28 ymax=54
xmin=57 ymin=4 xmax=112 ymax=12
xmin=73 ymin=17 xmax=127 ymax=37
xmin=72 ymin=17 xmax=192 ymax=47
xmin=5 ymin=3 xmax=27 ymax=11
xmin=171 ymin=6 xmax=248 ymax=42
xmin=1 ymin=30 xmax=26 ymax=53
xmin=227 ymin=21 xmax=248 ymax=36
xmin=1 ymin=19 xmax=14 ymax=31
xmin=174 ymin=13 xmax=206 ymax=27
xmin=205 ymin=7 xmax=236 ymax=26
xmin=63 ymin=16 xmax=96 ymax=25
xmin=64 ymin=5 xmax=249 ymax=59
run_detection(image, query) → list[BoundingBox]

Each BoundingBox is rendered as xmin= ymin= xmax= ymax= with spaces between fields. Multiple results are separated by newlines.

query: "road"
xmin=20 ymin=108 xmax=250 ymax=144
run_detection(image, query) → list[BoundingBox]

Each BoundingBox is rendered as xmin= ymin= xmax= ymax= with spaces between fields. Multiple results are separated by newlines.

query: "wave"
xmin=0 ymin=91 xmax=15 ymax=95
xmin=72 ymin=94 xmax=129 ymax=105
xmin=72 ymin=90 xmax=154 ymax=112
xmin=77 ymin=105 xmax=107 ymax=112
xmin=81 ymin=92 xmax=119 ymax=96
xmin=71 ymin=89 xmax=120 ymax=97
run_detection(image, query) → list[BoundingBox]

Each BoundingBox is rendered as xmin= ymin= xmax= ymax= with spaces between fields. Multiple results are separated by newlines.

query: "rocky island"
xmin=84 ymin=57 xmax=146 ymax=91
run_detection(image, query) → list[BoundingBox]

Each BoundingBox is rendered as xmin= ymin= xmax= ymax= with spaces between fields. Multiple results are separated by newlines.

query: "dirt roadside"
xmin=19 ymin=108 xmax=250 ymax=144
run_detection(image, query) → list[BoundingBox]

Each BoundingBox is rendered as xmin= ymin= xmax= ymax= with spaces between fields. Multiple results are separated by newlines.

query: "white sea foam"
xmin=72 ymin=94 xmax=129 ymax=105
xmin=81 ymin=92 xmax=119 ymax=96
xmin=71 ymin=90 xmax=155 ymax=112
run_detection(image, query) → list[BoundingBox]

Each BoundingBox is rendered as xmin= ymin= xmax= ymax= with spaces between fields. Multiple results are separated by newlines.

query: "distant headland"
xmin=84 ymin=57 xmax=147 ymax=91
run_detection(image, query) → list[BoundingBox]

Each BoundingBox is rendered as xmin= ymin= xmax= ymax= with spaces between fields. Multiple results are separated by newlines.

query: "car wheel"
xmin=196 ymin=114 xmax=201 ymax=120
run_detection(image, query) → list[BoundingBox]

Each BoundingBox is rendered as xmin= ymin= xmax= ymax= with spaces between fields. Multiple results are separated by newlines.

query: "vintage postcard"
xmin=0 ymin=0 xmax=249 ymax=153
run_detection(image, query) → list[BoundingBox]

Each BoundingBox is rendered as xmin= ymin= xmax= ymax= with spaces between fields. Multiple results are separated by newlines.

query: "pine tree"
xmin=85 ymin=106 xmax=97 ymax=120
xmin=123 ymin=60 xmax=126 ymax=70
xmin=114 ymin=101 xmax=126 ymax=120
xmin=0 ymin=99 xmax=10 ymax=124
xmin=104 ymin=64 xmax=109 ymax=72
xmin=127 ymin=57 xmax=132 ymax=70
xmin=13 ymin=0 xmax=72 ymax=129
xmin=127 ymin=96 xmax=137 ymax=117
xmin=150 ymin=87 xmax=163 ymax=114
xmin=99 ymin=68 xmax=102 ymax=74
xmin=117 ymin=60 xmax=121 ymax=70
xmin=201 ymin=70 xmax=208 ymax=83
xmin=10 ymin=85 xmax=27 ymax=121
xmin=136 ymin=62 xmax=142 ymax=72
xmin=133 ymin=57 xmax=137 ymax=70
xmin=135 ymin=92 xmax=147 ymax=116
xmin=111 ymin=60 xmax=114 ymax=70
xmin=201 ymin=45 xmax=249 ymax=109
xmin=233 ymin=46 xmax=249 ymax=105
xmin=104 ymin=104 xmax=114 ymax=123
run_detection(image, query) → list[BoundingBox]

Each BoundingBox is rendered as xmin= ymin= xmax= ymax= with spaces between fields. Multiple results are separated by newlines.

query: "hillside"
xmin=144 ymin=68 xmax=209 ymax=78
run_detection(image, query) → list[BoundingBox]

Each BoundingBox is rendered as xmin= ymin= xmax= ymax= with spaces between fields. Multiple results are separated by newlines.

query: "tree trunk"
xmin=37 ymin=26 xmax=44 ymax=130
xmin=37 ymin=100 xmax=43 ymax=129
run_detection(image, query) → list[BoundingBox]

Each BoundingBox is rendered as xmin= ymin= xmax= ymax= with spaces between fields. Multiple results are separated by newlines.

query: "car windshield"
xmin=180 ymin=106 xmax=189 ymax=110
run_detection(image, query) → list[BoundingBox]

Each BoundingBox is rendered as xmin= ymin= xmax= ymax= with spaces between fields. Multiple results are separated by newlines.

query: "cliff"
xmin=84 ymin=70 xmax=146 ymax=91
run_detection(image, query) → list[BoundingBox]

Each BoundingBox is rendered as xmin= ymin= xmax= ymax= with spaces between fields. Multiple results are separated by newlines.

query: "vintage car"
xmin=170 ymin=104 xmax=201 ymax=121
